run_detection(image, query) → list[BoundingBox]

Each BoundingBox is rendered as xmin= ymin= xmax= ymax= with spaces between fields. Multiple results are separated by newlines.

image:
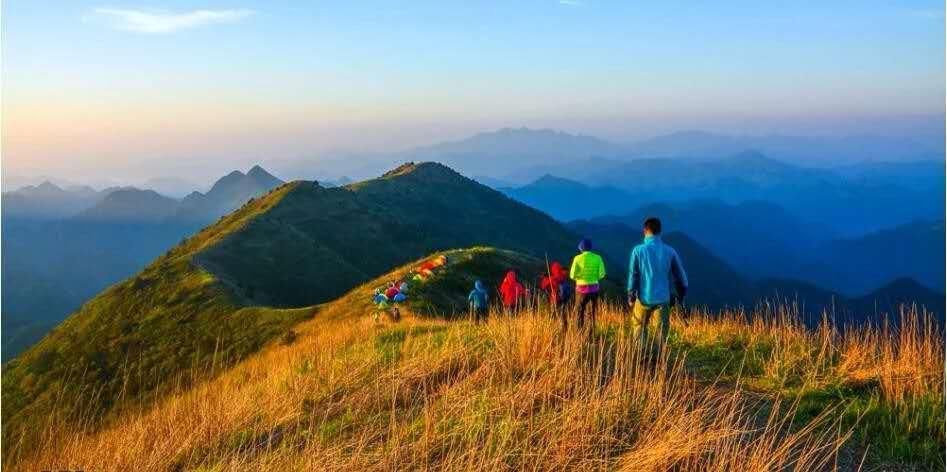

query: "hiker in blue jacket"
xmin=468 ymin=280 xmax=489 ymax=323
xmin=627 ymin=217 xmax=688 ymax=352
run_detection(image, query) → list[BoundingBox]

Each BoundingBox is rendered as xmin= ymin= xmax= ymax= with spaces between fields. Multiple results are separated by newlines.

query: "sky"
xmin=2 ymin=0 xmax=945 ymax=183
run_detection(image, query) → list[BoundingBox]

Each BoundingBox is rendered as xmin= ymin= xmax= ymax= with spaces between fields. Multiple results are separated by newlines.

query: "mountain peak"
xmin=247 ymin=164 xmax=272 ymax=178
xmin=213 ymin=170 xmax=246 ymax=188
xmin=35 ymin=181 xmax=64 ymax=193
xmin=177 ymin=167 xmax=285 ymax=221
xmin=76 ymin=187 xmax=179 ymax=222
xmin=246 ymin=165 xmax=283 ymax=188
xmin=530 ymin=174 xmax=585 ymax=189
xmin=381 ymin=161 xmax=464 ymax=182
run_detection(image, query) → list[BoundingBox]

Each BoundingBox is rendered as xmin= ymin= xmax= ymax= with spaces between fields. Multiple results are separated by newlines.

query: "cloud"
xmin=87 ymin=7 xmax=255 ymax=33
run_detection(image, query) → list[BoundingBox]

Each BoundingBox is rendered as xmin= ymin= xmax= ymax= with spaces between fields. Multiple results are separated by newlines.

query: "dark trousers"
xmin=472 ymin=306 xmax=488 ymax=323
xmin=564 ymin=291 xmax=599 ymax=331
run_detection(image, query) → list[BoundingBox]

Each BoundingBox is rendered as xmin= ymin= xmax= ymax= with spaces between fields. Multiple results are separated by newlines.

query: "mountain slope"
xmin=2 ymin=162 xmax=579 ymax=452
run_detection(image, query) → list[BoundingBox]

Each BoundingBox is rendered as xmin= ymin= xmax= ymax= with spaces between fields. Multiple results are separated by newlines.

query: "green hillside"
xmin=196 ymin=162 xmax=577 ymax=307
xmin=2 ymin=163 xmax=579 ymax=454
xmin=12 ymin=247 xmax=943 ymax=470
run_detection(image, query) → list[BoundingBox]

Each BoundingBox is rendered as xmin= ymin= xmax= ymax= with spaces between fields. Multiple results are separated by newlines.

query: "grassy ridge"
xmin=196 ymin=162 xmax=579 ymax=308
xmin=11 ymin=252 xmax=943 ymax=471
xmin=2 ymin=162 xmax=583 ymax=456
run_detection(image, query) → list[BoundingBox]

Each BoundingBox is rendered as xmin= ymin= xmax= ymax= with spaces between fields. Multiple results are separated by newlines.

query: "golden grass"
xmin=9 ymin=302 xmax=943 ymax=471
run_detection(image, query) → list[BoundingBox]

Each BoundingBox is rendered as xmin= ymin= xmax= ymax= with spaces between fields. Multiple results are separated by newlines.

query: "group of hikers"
xmin=372 ymin=254 xmax=450 ymax=315
xmin=468 ymin=217 xmax=689 ymax=349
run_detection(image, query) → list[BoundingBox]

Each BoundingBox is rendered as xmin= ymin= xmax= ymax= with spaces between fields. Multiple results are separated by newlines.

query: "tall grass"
xmin=9 ymin=302 xmax=943 ymax=471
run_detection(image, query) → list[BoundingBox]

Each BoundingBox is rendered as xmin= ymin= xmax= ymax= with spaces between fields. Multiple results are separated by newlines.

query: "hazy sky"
xmin=3 ymin=1 xmax=945 ymax=182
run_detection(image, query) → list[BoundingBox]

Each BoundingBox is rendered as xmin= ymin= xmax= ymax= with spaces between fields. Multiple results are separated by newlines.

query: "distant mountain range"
xmin=264 ymin=127 xmax=945 ymax=184
xmin=502 ymin=153 xmax=944 ymax=236
xmin=2 ymin=182 xmax=112 ymax=219
xmin=9 ymin=127 xmax=944 ymax=192
xmin=622 ymin=130 xmax=945 ymax=166
xmin=1 ymin=166 xmax=286 ymax=360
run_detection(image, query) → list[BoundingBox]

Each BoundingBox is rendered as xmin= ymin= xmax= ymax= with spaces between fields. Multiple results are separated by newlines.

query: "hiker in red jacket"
xmin=499 ymin=270 xmax=526 ymax=312
xmin=539 ymin=261 xmax=571 ymax=311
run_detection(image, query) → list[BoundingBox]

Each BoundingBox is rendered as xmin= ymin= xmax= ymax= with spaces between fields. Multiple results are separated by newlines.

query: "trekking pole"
xmin=544 ymin=251 xmax=553 ymax=311
xmin=544 ymin=252 xmax=551 ymax=284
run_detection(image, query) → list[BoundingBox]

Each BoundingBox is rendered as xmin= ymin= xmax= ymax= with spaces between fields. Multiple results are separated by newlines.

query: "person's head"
xmin=578 ymin=238 xmax=593 ymax=252
xmin=475 ymin=279 xmax=484 ymax=291
xmin=643 ymin=217 xmax=662 ymax=236
xmin=550 ymin=261 xmax=564 ymax=275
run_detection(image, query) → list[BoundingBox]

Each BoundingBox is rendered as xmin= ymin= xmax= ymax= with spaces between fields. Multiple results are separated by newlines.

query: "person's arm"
xmin=670 ymin=249 xmax=688 ymax=299
xmin=569 ymin=256 xmax=579 ymax=281
xmin=597 ymin=255 xmax=606 ymax=281
xmin=627 ymin=248 xmax=640 ymax=304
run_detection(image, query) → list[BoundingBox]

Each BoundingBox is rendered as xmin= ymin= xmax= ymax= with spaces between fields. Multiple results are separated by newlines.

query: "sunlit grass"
xmin=10 ymin=302 xmax=943 ymax=471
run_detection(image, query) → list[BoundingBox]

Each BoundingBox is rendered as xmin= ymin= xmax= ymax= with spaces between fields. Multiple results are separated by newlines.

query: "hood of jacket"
xmin=550 ymin=261 xmax=566 ymax=280
xmin=501 ymin=270 xmax=518 ymax=287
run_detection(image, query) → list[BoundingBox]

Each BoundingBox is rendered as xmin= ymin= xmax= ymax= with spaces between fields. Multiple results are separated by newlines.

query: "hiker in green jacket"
xmin=568 ymin=238 xmax=606 ymax=332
